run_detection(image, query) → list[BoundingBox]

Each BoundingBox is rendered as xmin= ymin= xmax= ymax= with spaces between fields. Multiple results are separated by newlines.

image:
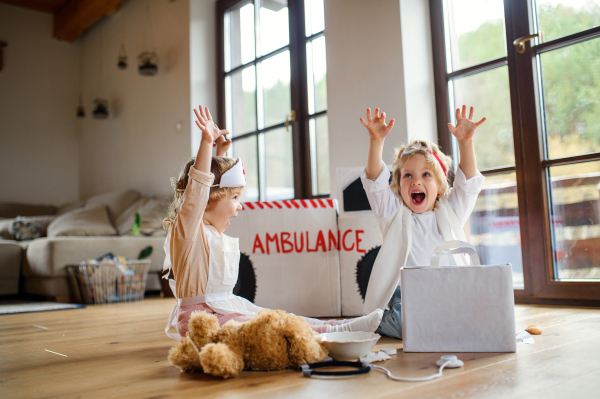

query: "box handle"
xmin=430 ymin=240 xmax=480 ymax=268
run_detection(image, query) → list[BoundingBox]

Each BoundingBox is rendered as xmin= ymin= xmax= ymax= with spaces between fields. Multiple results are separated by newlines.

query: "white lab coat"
xmin=361 ymin=162 xmax=485 ymax=314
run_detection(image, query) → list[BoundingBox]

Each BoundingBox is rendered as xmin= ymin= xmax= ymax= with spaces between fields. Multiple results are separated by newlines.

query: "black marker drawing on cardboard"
xmin=234 ymin=252 xmax=257 ymax=303
xmin=355 ymin=246 xmax=381 ymax=301
xmin=343 ymin=175 xmax=393 ymax=212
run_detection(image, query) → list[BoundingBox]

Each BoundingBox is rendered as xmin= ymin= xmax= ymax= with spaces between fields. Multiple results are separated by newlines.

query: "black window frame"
xmin=430 ymin=0 xmax=600 ymax=306
xmin=216 ymin=0 xmax=328 ymax=200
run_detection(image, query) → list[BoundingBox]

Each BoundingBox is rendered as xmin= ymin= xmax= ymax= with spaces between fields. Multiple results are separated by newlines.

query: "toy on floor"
xmin=168 ymin=309 xmax=328 ymax=378
xmin=525 ymin=325 xmax=542 ymax=335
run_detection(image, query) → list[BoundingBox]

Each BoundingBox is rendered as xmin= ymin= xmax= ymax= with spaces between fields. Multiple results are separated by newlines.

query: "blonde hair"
xmin=389 ymin=139 xmax=453 ymax=200
xmin=163 ymin=156 xmax=242 ymax=229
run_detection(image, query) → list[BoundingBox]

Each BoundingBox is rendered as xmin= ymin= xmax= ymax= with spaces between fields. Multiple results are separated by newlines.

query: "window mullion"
xmin=288 ymin=0 xmax=311 ymax=199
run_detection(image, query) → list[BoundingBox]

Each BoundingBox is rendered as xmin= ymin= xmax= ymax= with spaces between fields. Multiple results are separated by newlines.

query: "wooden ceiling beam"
xmin=53 ymin=0 xmax=123 ymax=42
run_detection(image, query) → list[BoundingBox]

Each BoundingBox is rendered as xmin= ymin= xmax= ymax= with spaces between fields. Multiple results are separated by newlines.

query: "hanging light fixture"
xmin=138 ymin=51 xmax=158 ymax=76
xmin=117 ymin=43 xmax=128 ymax=69
xmin=76 ymin=43 xmax=85 ymax=117
xmin=138 ymin=0 xmax=158 ymax=76
xmin=76 ymin=95 xmax=86 ymax=118
xmin=92 ymin=99 xmax=109 ymax=119
xmin=93 ymin=25 xmax=109 ymax=119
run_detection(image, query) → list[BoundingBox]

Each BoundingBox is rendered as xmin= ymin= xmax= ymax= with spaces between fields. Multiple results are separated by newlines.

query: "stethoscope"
xmin=299 ymin=355 xmax=464 ymax=381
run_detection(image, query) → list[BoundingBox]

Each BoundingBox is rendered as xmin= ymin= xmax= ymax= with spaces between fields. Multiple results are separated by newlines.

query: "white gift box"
xmin=401 ymin=241 xmax=516 ymax=352
xmin=226 ymin=199 xmax=341 ymax=317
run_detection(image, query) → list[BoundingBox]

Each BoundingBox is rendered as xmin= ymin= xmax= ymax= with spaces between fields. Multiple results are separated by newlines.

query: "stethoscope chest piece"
xmin=299 ymin=361 xmax=372 ymax=378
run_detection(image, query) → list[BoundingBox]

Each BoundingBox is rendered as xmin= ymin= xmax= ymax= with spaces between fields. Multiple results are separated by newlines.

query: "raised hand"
xmin=215 ymin=133 xmax=232 ymax=156
xmin=447 ymin=105 xmax=486 ymax=142
xmin=360 ymin=108 xmax=395 ymax=141
xmin=194 ymin=105 xmax=226 ymax=144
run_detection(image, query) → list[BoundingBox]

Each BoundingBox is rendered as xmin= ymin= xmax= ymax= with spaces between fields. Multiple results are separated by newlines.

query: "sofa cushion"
xmin=23 ymin=236 xmax=166 ymax=278
xmin=0 ymin=241 xmax=22 ymax=295
xmin=0 ymin=202 xmax=57 ymax=218
xmin=115 ymin=197 xmax=168 ymax=236
xmin=85 ymin=189 xmax=141 ymax=224
xmin=47 ymin=205 xmax=117 ymax=237
xmin=56 ymin=199 xmax=86 ymax=216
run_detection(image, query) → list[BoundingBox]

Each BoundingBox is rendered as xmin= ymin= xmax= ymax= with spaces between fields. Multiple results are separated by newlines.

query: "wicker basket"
xmin=67 ymin=260 xmax=151 ymax=304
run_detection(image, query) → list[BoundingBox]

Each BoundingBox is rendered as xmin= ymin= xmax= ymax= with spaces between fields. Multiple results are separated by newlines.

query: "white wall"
xmin=0 ymin=4 xmax=80 ymax=206
xmin=325 ymin=0 xmax=437 ymax=200
xmin=190 ymin=0 xmax=218 ymax=156
xmin=78 ymin=0 xmax=201 ymax=200
xmin=399 ymin=0 xmax=437 ymax=144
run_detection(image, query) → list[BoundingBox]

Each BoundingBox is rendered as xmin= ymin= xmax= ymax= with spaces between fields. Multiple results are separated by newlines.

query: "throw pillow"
xmin=8 ymin=215 xmax=56 ymax=240
xmin=56 ymin=199 xmax=86 ymax=215
xmin=85 ymin=189 xmax=141 ymax=224
xmin=47 ymin=205 xmax=117 ymax=237
xmin=115 ymin=197 xmax=168 ymax=236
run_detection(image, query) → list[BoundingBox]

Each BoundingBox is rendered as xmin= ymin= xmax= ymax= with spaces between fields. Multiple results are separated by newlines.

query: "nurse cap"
xmin=211 ymin=157 xmax=246 ymax=188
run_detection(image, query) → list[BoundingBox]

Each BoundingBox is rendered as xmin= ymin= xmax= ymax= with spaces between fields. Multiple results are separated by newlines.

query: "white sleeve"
xmin=360 ymin=161 xmax=401 ymax=223
xmin=448 ymin=167 xmax=485 ymax=225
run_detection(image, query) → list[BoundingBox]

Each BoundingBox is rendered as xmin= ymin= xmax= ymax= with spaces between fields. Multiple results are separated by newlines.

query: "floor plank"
xmin=1 ymin=298 xmax=599 ymax=398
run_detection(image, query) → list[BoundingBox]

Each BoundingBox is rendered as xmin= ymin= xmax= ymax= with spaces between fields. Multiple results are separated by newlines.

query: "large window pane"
xmin=451 ymin=66 xmax=514 ymax=169
xmin=306 ymin=36 xmax=327 ymax=114
xmin=264 ymin=128 xmax=294 ymax=200
xmin=224 ymin=2 xmax=255 ymax=72
xmin=225 ymin=66 xmax=257 ymax=136
xmin=549 ymin=161 xmax=600 ymax=280
xmin=536 ymin=0 xmax=600 ymax=43
xmin=444 ymin=0 xmax=506 ymax=72
xmin=259 ymin=51 xmax=291 ymax=128
xmin=469 ymin=172 xmax=524 ymax=289
xmin=259 ymin=0 xmax=289 ymax=56
xmin=232 ymin=136 xmax=259 ymax=202
xmin=540 ymin=38 xmax=600 ymax=159
xmin=309 ymin=115 xmax=330 ymax=195
xmin=304 ymin=0 xmax=324 ymax=36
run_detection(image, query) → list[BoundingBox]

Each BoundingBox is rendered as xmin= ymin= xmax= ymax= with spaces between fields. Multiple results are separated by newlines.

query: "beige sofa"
xmin=0 ymin=189 xmax=169 ymax=299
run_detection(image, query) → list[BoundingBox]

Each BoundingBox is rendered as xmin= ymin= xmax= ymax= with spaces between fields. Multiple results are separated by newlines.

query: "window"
xmin=217 ymin=0 xmax=329 ymax=201
xmin=431 ymin=0 xmax=600 ymax=303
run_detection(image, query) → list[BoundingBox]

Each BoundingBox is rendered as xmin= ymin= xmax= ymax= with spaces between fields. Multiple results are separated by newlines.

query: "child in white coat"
xmin=163 ymin=105 xmax=383 ymax=339
xmin=359 ymin=105 xmax=487 ymax=339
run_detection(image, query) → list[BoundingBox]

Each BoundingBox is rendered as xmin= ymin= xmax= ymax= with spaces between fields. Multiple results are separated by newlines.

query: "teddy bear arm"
xmin=168 ymin=338 xmax=204 ymax=372
xmin=199 ymin=343 xmax=244 ymax=379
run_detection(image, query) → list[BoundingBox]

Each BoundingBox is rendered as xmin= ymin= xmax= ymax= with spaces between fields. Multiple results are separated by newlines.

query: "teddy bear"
xmin=168 ymin=309 xmax=328 ymax=378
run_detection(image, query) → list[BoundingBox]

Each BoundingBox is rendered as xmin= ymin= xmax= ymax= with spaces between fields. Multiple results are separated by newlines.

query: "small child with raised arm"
xmin=359 ymin=105 xmax=487 ymax=339
xmin=163 ymin=105 xmax=383 ymax=339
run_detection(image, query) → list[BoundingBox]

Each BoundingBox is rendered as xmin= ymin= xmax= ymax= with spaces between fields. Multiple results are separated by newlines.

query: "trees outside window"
xmin=431 ymin=0 xmax=600 ymax=304
xmin=217 ymin=0 xmax=329 ymax=201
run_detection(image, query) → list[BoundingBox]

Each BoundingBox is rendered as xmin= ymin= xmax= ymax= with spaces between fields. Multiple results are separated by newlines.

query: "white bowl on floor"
xmin=318 ymin=331 xmax=380 ymax=361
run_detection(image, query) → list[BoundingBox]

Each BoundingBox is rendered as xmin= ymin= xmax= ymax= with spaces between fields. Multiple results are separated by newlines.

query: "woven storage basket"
xmin=67 ymin=260 xmax=151 ymax=304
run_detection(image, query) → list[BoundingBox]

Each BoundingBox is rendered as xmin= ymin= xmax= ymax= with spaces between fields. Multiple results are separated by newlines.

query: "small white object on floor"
xmin=360 ymin=351 xmax=391 ymax=363
xmin=33 ymin=325 xmax=48 ymax=329
xmin=516 ymin=330 xmax=535 ymax=344
xmin=380 ymin=347 xmax=397 ymax=355
xmin=45 ymin=349 xmax=67 ymax=357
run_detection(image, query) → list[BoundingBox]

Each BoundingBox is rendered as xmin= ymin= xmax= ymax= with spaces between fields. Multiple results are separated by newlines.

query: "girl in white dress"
xmin=163 ymin=105 xmax=383 ymax=339
xmin=359 ymin=105 xmax=487 ymax=339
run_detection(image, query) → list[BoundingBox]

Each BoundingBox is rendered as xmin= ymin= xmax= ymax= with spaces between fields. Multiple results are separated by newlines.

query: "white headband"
xmin=211 ymin=157 xmax=246 ymax=188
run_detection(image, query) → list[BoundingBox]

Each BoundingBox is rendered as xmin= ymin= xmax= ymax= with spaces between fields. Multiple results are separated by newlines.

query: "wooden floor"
xmin=2 ymin=298 xmax=600 ymax=399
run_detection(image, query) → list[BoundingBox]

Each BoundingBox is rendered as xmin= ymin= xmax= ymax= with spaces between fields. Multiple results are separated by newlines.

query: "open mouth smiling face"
xmin=400 ymin=155 xmax=441 ymax=213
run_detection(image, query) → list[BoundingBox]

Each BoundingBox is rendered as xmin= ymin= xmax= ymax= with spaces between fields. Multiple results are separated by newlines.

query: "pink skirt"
xmin=176 ymin=303 xmax=253 ymax=337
